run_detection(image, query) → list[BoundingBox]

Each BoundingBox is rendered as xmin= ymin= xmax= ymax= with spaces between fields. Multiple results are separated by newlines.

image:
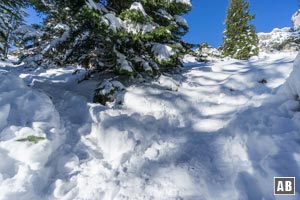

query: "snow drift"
xmin=0 ymin=72 xmax=62 ymax=199
xmin=1 ymin=52 xmax=300 ymax=199
xmin=279 ymin=52 xmax=300 ymax=99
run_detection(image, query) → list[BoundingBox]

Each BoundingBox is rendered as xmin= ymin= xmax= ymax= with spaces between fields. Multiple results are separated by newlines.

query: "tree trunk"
xmin=3 ymin=14 xmax=15 ymax=58
xmin=3 ymin=30 xmax=11 ymax=59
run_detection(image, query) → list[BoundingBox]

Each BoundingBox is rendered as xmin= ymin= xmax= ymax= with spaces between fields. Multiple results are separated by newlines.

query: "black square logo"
xmin=274 ymin=177 xmax=295 ymax=195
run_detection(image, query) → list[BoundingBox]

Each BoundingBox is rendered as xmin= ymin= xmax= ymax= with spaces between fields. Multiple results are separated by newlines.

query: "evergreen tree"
xmin=24 ymin=0 xmax=191 ymax=73
xmin=222 ymin=0 xmax=258 ymax=60
xmin=22 ymin=0 xmax=192 ymax=103
xmin=0 ymin=0 xmax=26 ymax=58
xmin=15 ymin=23 xmax=42 ymax=50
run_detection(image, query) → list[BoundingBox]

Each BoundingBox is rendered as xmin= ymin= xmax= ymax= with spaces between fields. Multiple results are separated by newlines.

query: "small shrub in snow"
xmin=16 ymin=135 xmax=45 ymax=144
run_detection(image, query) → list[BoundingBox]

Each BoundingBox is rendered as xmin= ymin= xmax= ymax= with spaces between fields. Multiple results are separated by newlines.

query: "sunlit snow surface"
xmin=0 ymin=52 xmax=300 ymax=199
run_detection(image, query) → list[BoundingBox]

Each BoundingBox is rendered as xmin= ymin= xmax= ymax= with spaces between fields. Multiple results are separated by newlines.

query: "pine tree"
xmin=118 ymin=0 xmax=191 ymax=70
xmin=222 ymin=0 xmax=258 ymax=60
xmin=0 ymin=0 xmax=25 ymax=58
xmin=23 ymin=0 xmax=192 ymax=103
xmin=25 ymin=0 xmax=191 ymax=72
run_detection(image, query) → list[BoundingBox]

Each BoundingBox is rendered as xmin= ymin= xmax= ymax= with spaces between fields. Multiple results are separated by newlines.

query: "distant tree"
xmin=222 ymin=0 xmax=258 ymax=60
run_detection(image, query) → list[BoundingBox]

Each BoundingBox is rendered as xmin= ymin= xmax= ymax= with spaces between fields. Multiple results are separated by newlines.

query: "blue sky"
xmin=25 ymin=7 xmax=43 ymax=25
xmin=26 ymin=1 xmax=299 ymax=47
xmin=183 ymin=0 xmax=299 ymax=47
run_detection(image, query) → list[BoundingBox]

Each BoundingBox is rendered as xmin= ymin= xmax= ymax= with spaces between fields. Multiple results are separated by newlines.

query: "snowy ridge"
xmin=258 ymin=10 xmax=300 ymax=53
xmin=258 ymin=27 xmax=300 ymax=52
xmin=292 ymin=9 xmax=300 ymax=31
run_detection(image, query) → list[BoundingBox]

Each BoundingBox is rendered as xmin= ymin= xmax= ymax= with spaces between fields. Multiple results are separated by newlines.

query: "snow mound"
xmin=0 ymin=73 xmax=62 ymax=199
xmin=1 ymin=53 xmax=299 ymax=199
xmin=157 ymin=75 xmax=180 ymax=91
xmin=279 ymin=52 xmax=300 ymax=100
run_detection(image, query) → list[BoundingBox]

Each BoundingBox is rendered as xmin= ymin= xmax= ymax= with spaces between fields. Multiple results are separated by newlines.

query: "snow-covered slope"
xmin=0 ymin=52 xmax=300 ymax=199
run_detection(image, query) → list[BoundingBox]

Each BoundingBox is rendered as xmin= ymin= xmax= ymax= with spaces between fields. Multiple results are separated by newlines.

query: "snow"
xmin=104 ymin=13 xmax=123 ymax=31
xmin=125 ymin=22 xmax=155 ymax=34
xmin=258 ymin=27 xmax=299 ymax=52
xmin=123 ymin=2 xmax=155 ymax=34
xmin=292 ymin=10 xmax=300 ymax=31
xmin=1 ymin=52 xmax=300 ymax=199
xmin=42 ymin=24 xmax=70 ymax=54
xmin=130 ymin=2 xmax=147 ymax=16
xmin=157 ymin=9 xmax=173 ymax=20
xmin=169 ymin=0 xmax=191 ymax=6
xmin=15 ymin=25 xmax=42 ymax=40
xmin=115 ymin=51 xmax=133 ymax=73
xmin=95 ymin=80 xmax=125 ymax=96
xmin=86 ymin=0 xmax=101 ymax=11
xmin=257 ymin=11 xmax=300 ymax=53
xmin=177 ymin=0 xmax=191 ymax=6
xmin=279 ymin=52 xmax=300 ymax=99
xmin=157 ymin=74 xmax=180 ymax=91
xmin=0 ymin=71 xmax=63 ymax=199
xmin=174 ymin=15 xmax=188 ymax=27
xmin=151 ymin=43 xmax=175 ymax=62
